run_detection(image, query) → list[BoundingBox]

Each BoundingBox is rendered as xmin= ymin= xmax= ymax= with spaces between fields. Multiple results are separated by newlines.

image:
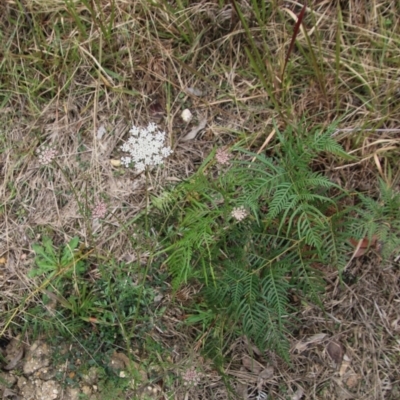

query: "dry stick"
xmin=281 ymin=3 xmax=307 ymax=83
xmin=333 ymin=147 xmax=398 ymax=170
xmin=332 ymin=128 xmax=400 ymax=137
xmin=250 ymin=129 xmax=276 ymax=165
xmin=343 ymin=239 xmax=363 ymax=272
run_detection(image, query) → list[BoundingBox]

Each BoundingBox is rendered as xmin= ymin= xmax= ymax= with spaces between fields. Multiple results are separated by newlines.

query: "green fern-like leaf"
xmin=267 ymin=182 xmax=292 ymax=220
xmin=151 ymin=121 xmax=367 ymax=361
xmin=262 ymin=263 xmax=289 ymax=325
xmin=353 ymin=179 xmax=400 ymax=260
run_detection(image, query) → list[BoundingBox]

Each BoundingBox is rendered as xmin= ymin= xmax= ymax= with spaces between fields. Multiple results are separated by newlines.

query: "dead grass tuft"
xmin=284 ymin=257 xmax=400 ymax=400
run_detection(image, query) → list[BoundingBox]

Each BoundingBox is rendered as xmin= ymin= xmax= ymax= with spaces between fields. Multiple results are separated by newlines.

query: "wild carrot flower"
xmin=92 ymin=201 xmax=107 ymax=219
xmin=231 ymin=206 xmax=248 ymax=221
xmin=36 ymin=145 xmax=58 ymax=165
xmin=181 ymin=367 xmax=201 ymax=386
xmin=215 ymin=147 xmax=231 ymax=165
xmin=120 ymin=122 xmax=173 ymax=173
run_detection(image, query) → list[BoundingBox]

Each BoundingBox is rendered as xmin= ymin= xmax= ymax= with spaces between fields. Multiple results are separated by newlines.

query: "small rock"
xmin=81 ymin=385 xmax=92 ymax=396
xmin=23 ymin=341 xmax=51 ymax=375
xmin=4 ymin=348 xmax=24 ymax=371
xmin=3 ymin=388 xmax=22 ymax=399
xmin=35 ymin=366 xmax=57 ymax=381
xmin=0 ymin=372 xmax=18 ymax=400
xmin=81 ymin=367 xmax=98 ymax=385
xmin=17 ymin=377 xmax=35 ymax=400
xmin=109 ymin=351 xmax=129 ymax=373
xmin=64 ymin=387 xmax=80 ymax=400
xmin=16 ymin=376 xmax=27 ymax=390
xmin=0 ymin=371 xmax=17 ymax=389
xmin=181 ymin=109 xmax=193 ymax=123
xmin=35 ymin=379 xmax=60 ymax=400
xmin=4 ymin=338 xmax=24 ymax=371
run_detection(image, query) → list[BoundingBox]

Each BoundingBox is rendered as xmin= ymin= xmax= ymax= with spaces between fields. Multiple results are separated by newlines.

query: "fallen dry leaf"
xmin=181 ymin=116 xmax=207 ymax=141
xmin=291 ymin=387 xmax=304 ymax=400
xmin=242 ymin=354 xmax=264 ymax=374
xmin=326 ymin=341 xmax=344 ymax=366
xmin=294 ymin=333 xmax=327 ymax=352
xmin=96 ymin=124 xmax=106 ymax=139
xmin=349 ymin=236 xmax=378 ymax=257
xmin=242 ymin=336 xmax=263 ymax=356
xmin=0 ymin=257 xmax=6 ymax=265
xmin=185 ymin=87 xmax=204 ymax=97
xmin=148 ymin=101 xmax=165 ymax=121
xmin=258 ymin=366 xmax=274 ymax=380
xmin=257 ymin=366 xmax=274 ymax=390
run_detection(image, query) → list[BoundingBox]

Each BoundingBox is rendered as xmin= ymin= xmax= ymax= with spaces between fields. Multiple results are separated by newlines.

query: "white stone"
xmin=181 ymin=109 xmax=193 ymax=123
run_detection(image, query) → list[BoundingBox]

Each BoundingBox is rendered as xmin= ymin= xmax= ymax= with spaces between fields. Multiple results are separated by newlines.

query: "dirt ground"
xmin=1 ymin=253 xmax=399 ymax=399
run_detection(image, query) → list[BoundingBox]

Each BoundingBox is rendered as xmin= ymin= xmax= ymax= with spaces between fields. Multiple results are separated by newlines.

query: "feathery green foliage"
xmin=353 ymin=179 xmax=400 ymax=259
xmin=150 ymin=123 xmax=399 ymax=360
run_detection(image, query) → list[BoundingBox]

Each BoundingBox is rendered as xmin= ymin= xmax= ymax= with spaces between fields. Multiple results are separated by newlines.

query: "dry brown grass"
xmin=1 ymin=0 xmax=400 ymax=398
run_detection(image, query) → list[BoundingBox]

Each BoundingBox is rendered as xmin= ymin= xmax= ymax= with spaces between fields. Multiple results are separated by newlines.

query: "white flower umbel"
xmin=120 ymin=122 xmax=173 ymax=173
xmin=231 ymin=206 xmax=248 ymax=221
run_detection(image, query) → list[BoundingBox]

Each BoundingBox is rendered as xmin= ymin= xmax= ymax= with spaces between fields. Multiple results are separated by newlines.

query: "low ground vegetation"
xmin=1 ymin=1 xmax=400 ymax=399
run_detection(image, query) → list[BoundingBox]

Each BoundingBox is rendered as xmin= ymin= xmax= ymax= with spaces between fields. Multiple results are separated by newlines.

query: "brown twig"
xmin=281 ymin=3 xmax=307 ymax=82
